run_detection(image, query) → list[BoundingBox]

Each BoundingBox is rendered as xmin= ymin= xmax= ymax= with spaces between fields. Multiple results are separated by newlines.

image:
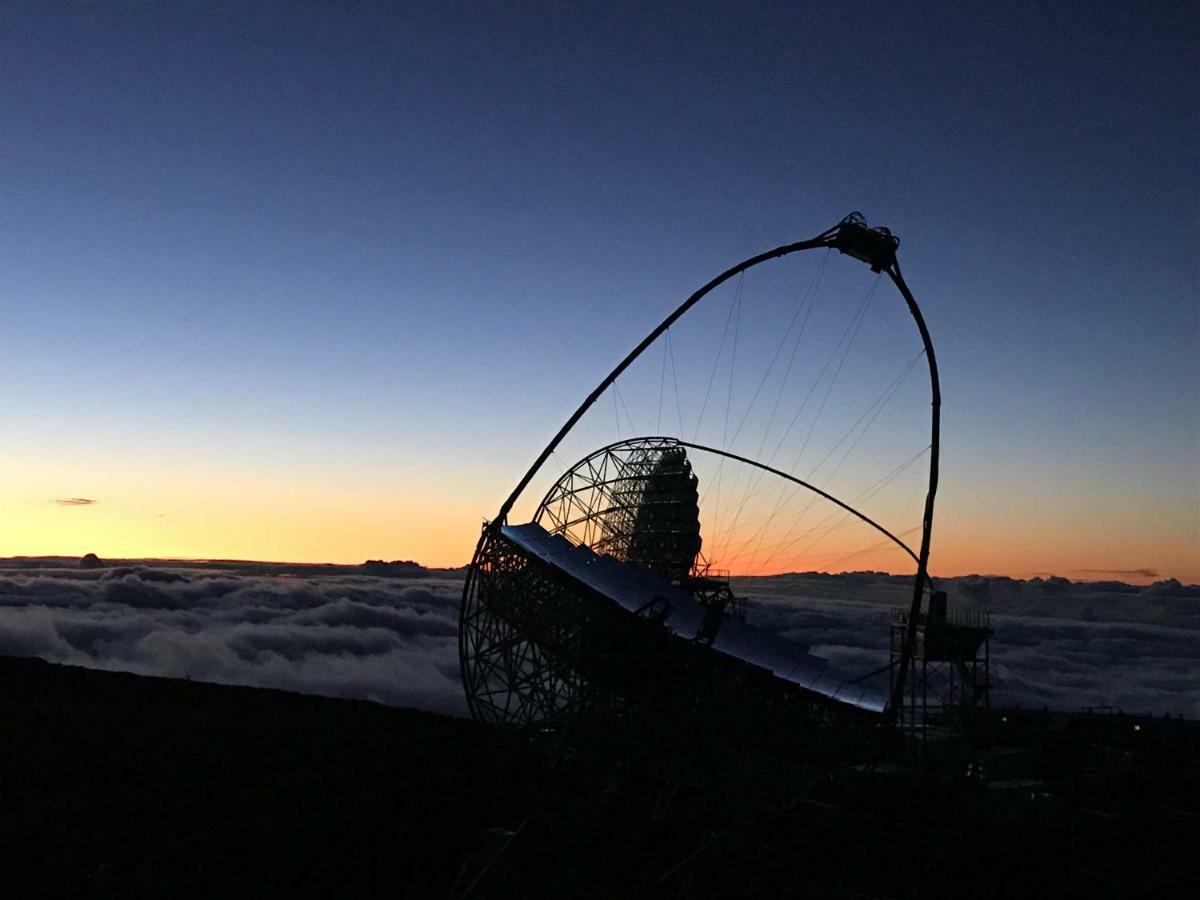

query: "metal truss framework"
xmin=460 ymin=530 xmax=598 ymax=726
xmin=461 ymin=437 xmax=915 ymax=728
xmin=535 ymin=437 xmax=703 ymax=581
xmin=889 ymin=599 xmax=992 ymax=755
xmin=462 ymin=524 xmax=887 ymax=732
xmin=463 ymin=438 xmax=713 ymax=727
xmin=460 ymin=213 xmax=943 ymax=730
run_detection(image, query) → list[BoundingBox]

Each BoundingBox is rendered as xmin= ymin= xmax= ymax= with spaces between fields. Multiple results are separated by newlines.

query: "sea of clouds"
xmin=1 ymin=560 xmax=1197 ymax=718
xmin=0 ymin=561 xmax=470 ymax=715
xmin=736 ymin=571 xmax=1200 ymax=718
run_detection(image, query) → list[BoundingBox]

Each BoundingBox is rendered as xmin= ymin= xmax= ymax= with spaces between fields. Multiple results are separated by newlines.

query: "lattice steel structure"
xmin=890 ymin=591 xmax=992 ymax=747
xmin=459 ymin=213 xmax=943 ymax=730
xmin=462 ymin=439 xmax=720 ymax=726
xmin=459 ymin=527 xmax=601 ymax=725
xmin=536 ymin=438 xmax=702 ymax=582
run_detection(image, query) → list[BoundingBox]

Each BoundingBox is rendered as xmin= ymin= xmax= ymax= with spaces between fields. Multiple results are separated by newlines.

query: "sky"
xmin=2 ymin=2 xmax=1197 ymax=580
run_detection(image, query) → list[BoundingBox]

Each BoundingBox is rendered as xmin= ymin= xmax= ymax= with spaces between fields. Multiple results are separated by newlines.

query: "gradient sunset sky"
xmin=3 ymin=2 xmax=1196 ymax=581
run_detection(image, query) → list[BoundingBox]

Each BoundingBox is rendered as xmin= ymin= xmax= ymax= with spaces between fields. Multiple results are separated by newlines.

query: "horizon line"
xmin=0 ymin=553 xmax=1192 ymax=587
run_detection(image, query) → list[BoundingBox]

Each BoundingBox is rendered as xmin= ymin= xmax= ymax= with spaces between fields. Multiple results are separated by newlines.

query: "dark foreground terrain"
xmin=2 ymin=656 xmax=1197 ymax=898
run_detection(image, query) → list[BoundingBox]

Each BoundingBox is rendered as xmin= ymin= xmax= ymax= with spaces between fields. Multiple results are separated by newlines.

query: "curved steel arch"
xmin=490 ymin=223 xmax=838 ymax=528
xmin=464 ymin=214 xmax=941 ymax=723
xmin=533 ymin=435 xmax=926 ymax=574
xmin=679 ymin=440 xmax=926 ymax=574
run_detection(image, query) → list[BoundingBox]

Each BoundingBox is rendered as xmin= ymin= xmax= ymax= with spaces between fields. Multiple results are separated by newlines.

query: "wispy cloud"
xmin=54 ymin=498 xmax=96 ymax=507
xmin=1077 ymin=567 xmax=1158 ymax=578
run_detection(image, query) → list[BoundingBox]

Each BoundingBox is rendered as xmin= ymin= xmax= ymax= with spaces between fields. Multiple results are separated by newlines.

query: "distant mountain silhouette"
xmin=361 ymin=558 xmax=423 ymax=576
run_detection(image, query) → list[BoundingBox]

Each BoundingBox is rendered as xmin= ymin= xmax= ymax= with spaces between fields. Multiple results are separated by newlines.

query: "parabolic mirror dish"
xmin=459 ymin=214 xmax=941 ymax=730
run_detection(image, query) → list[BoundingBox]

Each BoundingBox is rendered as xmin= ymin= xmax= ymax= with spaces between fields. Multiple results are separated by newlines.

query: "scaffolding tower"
xmin=890 ymin=591 xmax=991 ymax=746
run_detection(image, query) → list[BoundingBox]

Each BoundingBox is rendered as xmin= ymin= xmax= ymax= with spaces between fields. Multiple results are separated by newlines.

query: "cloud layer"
xmin=0 ymin=562 xmax=469 ymax=716
xmin=1 ymin=561 xmax=1196 ymax=719
xmin=735 ymin=571 xmax=1200 ymax=717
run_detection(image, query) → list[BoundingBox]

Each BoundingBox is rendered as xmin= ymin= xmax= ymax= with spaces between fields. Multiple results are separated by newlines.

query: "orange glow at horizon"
xmin=2 ymin=463 xmax=1195 ymax=585
xmin=3 ymin=506 xmax=1194 ymax=585
xmin=0 ymin=459 xmax=492 ymax=569
xmin=708 ymin=514 xmax=1198 ymax=585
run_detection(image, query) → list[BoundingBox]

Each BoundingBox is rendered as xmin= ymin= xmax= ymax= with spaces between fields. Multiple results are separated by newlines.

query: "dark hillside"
xmin=2 ymin=655 xmax=1198 ymax=898
xmin=0 ymin=656 xmax=528 ymax=899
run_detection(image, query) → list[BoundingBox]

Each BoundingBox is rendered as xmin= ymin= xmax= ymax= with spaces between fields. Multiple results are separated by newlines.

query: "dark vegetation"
xmin=1 ymin=656 xmax=1197 ymax=898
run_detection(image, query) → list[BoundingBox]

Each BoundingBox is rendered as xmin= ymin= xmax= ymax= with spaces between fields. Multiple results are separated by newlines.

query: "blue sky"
xmin=2 ymin=2 xmax=1196 ymax=577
